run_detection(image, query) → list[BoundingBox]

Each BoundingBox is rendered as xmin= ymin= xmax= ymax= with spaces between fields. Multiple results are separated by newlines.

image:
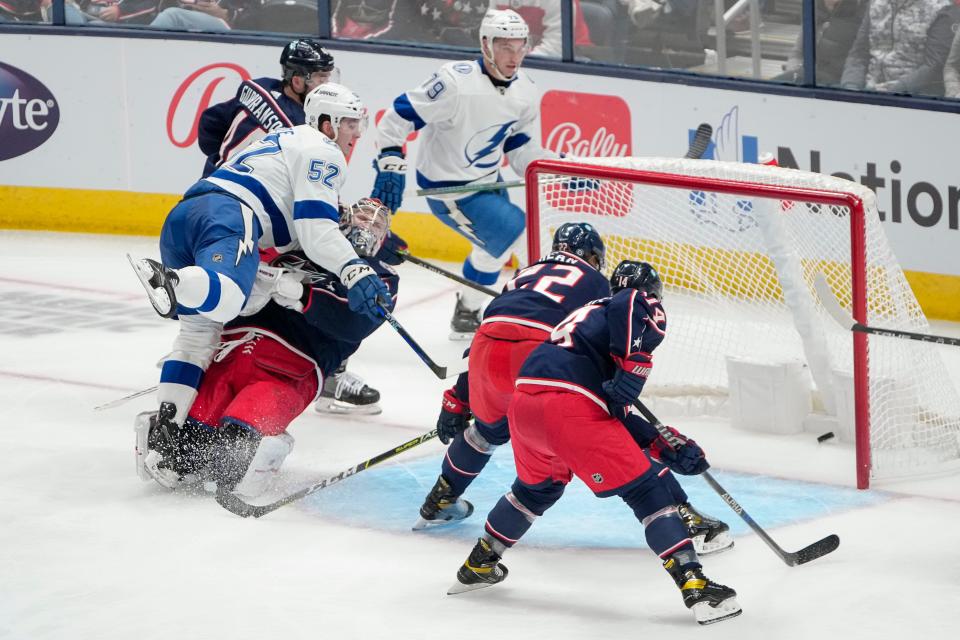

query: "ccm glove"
xmin=437 ymin=387 xmax=471 ymax=445
xmin=649 ymin=426 xmax=709 ymax=476
xmin=240 ymin=265 xmax=306 ymax=316
xmin=340 ymin=259 xmax=392 ymax=322
xmin=371 ymin=148 xmax=407 ymax=213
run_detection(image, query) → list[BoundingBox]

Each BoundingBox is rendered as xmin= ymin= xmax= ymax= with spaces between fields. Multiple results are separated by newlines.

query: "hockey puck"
xmin=817 ymin=432 xmax=835 ymax=443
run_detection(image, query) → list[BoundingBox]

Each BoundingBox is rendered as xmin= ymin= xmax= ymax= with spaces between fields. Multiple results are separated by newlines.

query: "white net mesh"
xmin=530 ymin=157 xmax=960 ymax=484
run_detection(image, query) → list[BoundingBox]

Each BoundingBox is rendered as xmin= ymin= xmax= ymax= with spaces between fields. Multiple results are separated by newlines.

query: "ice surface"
xmin=1 ymin=230 xmax=958 ymax=640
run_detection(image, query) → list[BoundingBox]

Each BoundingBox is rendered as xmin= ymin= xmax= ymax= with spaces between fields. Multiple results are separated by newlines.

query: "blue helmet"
xmin=610 ymin=260 xmax=663 ymax=299
xmin=552 ymin=222 xmax=605 ymax=270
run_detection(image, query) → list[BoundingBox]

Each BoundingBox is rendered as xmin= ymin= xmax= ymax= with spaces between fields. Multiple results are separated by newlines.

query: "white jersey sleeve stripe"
xmin=293 ymin=200 xmax=340 ymax=222
xmin=392 ymin=94 xmax=427 ymax=130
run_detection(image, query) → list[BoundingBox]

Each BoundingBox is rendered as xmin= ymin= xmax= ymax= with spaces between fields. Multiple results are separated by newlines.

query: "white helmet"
xmin=303 ymin=82 xmax=368 ymax=139
xmin=479 ymin=9 xmax=529 ymax=81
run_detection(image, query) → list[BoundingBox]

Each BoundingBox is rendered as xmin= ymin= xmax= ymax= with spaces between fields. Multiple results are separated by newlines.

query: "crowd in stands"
xmin=3 ymin=0 xmax=959 ymax=99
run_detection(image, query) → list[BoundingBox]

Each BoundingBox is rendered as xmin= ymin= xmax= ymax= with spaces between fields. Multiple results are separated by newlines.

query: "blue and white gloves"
xmin=340 ymin=259 xmax=391 ymax=321
xmin=371 ymin=148 xmax=407 ymax=213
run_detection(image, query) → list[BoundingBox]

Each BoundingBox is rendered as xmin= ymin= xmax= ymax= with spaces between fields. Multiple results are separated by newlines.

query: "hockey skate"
xmin=135 ymin=404 xmax=210 ymax=490
xmin=128 ymin=254 xmax=179 ymax=318
xmin=449 ymin=293 xmax=481 ymax=340
xmin=680 ymin=502 xmax=734 ymax=556
xmin=663 ymin=555 xmax=742 ymax=625
xmin=412 ymin=474 xmax=474 ymax=530
xmin=314 ymin=364 xmax=381 ymax=415
xmin=447 ymin=537 xmax=509 ymax=595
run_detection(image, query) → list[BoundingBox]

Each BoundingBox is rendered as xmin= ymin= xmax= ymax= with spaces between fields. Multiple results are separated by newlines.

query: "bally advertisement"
xmin=1 ymin=33 xmax=958 ymax=317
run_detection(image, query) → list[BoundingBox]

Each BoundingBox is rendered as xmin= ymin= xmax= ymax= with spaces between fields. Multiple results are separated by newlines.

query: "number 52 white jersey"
xmin=204 ymin=124 xmax=359 ymax=276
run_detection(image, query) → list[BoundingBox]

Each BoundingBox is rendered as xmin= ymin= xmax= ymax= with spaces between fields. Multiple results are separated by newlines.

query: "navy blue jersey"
xmin=517 ymin=288 xmax=667 ymax=416
xmin=483 ymin=251 xmax=610 ymax=332
xmin=224 ymin=257 xmax=399 ymax=377
xmin=198 ymin=77 xmax=304 ymax=178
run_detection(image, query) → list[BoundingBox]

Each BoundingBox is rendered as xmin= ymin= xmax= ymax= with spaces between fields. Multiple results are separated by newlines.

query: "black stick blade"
xmin=215 ymin=488 xmax=267 ymax=518
xmin=685 ymin=123 xmax=713 ymax=159
xmin=791 ymin=534 xmax=840 ymax=565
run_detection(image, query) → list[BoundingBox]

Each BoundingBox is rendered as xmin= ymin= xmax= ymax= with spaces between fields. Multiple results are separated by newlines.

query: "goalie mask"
xmin=340 ymin=198 xmax=391 ymax=257
xmin=610 ymin=260 xmax=663 ymax=299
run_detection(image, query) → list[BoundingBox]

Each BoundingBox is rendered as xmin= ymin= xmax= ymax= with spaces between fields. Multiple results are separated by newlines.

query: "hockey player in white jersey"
xmin=371 ymin=9 xmax=559 ymax=338
xmin=130 ymin=82 xmax=391 ymax=439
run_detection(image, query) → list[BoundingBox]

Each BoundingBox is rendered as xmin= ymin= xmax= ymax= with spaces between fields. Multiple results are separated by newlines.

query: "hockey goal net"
xmin=526 ymin=157 xmax=960 ymax=489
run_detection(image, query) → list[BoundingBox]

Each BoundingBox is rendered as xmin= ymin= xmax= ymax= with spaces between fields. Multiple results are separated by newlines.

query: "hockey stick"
xmin=94 ymin=384 xmax=158 ymax=411
xmin=394 ymin=250 xmax=499 ymax=297
xmin=378 ymin=304 xmax=456 ymax=379
xmin=813 ymin=275 xmax=960 ymax=348
xmin=685 ymin=123 xmax=713 ymax=159
xmin=416 ymin=179 xmax=525 ymax=198
xmin=633 ymin=399 xmax=840 ymax=566
xmin=416 ymin=124 xmax=713 ymax=199
xmin=215 ymin=428 xmax=439 ymax=518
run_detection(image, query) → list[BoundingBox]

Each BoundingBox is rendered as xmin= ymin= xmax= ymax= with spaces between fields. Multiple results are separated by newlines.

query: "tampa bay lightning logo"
xmin=463 ymin=120 xmax=517 ymax=169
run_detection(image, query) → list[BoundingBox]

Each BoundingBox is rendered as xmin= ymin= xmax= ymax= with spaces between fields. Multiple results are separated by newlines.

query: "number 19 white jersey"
xmin=376 ymin=59 xmax=556 ymax=193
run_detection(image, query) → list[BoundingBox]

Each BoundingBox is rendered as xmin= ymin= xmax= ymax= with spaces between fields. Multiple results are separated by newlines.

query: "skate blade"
xmin=694 ymin=532 xmax=735 ymax=556
xmin=411 ymin=512 xmax=471 ymax=531
xmin=313 ymin=399 xmax=382 ymax=416
xmin=127 ymin=254 xmax=173 ymax=317
xmin=448 ymin=330 xmax=476 ymax=341
xmin=447 ymin=579 xmax=498 ymax=596
xmin=692 ymin=597 xmax=742 ymax=625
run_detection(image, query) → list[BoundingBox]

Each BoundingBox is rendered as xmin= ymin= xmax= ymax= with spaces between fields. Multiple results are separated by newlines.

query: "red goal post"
xmin=524 ymin=157 xmax=960 ymax=489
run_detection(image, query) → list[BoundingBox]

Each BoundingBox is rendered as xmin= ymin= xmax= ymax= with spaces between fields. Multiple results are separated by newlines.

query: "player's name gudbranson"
xmin=238 ymin=84 xmax=288 ymax=133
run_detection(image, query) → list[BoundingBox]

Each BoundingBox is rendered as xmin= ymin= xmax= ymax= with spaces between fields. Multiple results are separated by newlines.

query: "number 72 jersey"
xmin=482 ymin=251 xmax=611 ymax=333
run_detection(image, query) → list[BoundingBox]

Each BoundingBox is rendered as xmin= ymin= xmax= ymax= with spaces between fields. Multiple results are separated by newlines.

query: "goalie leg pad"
xmin=231 ymin=432 xmax=296 ymax=498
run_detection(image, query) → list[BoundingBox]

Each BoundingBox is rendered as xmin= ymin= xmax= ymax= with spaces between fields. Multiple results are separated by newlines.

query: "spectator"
xmin=946 ymin=18 xmax=960 ymax=97
xmin=775 ymin=0 xmax=866 ymax=85
xmin=149 ymin=0 xmax=255 ymax=31
xmin=2 ymin=0 xmax=90 ymax=21
xmin=332 ymin=0 xmax=487 ymax=46
xmin=490 ymin=0 xmax=593 ymax=57
xmin=615 ymin=0 xmax=710 ymax=66
xmin=840 ymin=0 xmax=956 ymax=95
xmin=82 ymin=0 xmax=158 ymax=24
xmin=1 ymin=0 xmax=41 ymax=21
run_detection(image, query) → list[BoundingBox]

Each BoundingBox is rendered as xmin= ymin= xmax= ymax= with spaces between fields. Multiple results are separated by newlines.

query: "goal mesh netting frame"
xmin=525 ymin=157 xmax=960 ymax=489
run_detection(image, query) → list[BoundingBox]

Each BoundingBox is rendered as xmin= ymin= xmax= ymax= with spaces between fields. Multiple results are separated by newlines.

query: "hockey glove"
xmin=371 ymin=149 xmax=407 ymax=213
xmin=240 ymin=264 xmax=307 ymax=316
xmin=437 ymin=387 xmax=471 ymax=445
xmin=376 ymin=230 xmax=409 ymax=266
xmin=602 ymin=369 xmax=647 ymax=413
xmin=649 ymin=426 xmax=709 ymax=476
xmin=341 ymin=259 xmax=392 ymax=322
